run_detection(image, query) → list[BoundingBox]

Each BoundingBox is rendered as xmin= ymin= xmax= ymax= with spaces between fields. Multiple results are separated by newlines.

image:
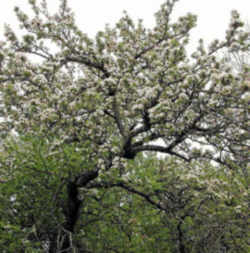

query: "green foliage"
xmin=0 ymin=136 xmax=249 ymax=252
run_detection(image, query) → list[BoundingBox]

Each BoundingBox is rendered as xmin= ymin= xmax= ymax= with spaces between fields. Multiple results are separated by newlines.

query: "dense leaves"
xmin=0 ymin=140 xmax=249 ymax=252
xmin=0 ymin=0 xmax=249 ymax=252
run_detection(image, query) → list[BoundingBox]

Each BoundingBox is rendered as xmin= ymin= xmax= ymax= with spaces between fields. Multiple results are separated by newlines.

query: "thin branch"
xmin=130 ymin=109 xmax=151 ymax=138
xmin=66 ymin=56 xmax=110 ymax=78
xmin=116 ymin=182 xmax=165 ymax=211
xmin=112 ymin=96 xmax=125 ymax=137
xmin=88 ymin=181 xmax=166 ymax=212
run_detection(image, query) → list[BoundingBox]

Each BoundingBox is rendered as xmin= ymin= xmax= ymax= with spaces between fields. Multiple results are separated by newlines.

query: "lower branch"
xmin=88 ymin=181 xmax=166 ymax=212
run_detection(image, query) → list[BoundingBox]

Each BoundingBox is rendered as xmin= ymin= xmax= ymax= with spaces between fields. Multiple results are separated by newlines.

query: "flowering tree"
xmin=0 ymin=0 xmax=249 ymax=252
xmin=224 ymin=22 xmax=250 ymax=72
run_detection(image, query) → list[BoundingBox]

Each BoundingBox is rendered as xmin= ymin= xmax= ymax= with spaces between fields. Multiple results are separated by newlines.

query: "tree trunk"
xmin=48 ymin=170 xmax=99 ymax=252
xmin=61 ymin=181 xmax=81 ymax=252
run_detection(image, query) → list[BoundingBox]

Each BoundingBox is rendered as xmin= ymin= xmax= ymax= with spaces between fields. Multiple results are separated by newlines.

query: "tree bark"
xmin=49 ymin=170 xmax=99 ymax=252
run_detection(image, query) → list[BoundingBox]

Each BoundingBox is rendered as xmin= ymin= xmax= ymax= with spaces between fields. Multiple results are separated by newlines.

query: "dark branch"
xmin=76 ymin=170 xmax=99 ymax=187
xmin=112 ymin=97 xmax=125 ymax=137
xmin=130 ymin=109 xmax=151 ymax=138
xmin=88 ymin=181 xmax=166 ymax=212
xmin=66 ymin=56 xmax=110 ymax=78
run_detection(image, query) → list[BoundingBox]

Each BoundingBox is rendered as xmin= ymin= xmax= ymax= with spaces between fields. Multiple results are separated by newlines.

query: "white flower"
xmin=132 ymin=103 xmax=144 ymax=111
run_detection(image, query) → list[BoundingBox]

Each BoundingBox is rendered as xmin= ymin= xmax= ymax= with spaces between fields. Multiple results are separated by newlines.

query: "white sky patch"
xmin=0 ymin=0 xmax=249 ymax=50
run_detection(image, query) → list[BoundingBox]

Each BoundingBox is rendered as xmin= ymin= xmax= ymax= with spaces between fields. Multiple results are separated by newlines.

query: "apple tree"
xmin=0 ymin=0 xmax=249 ymax=252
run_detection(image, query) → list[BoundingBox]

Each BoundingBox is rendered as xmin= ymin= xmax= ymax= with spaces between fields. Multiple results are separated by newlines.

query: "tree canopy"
xmin=0 ymin=0 xmax=249 ymax=252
